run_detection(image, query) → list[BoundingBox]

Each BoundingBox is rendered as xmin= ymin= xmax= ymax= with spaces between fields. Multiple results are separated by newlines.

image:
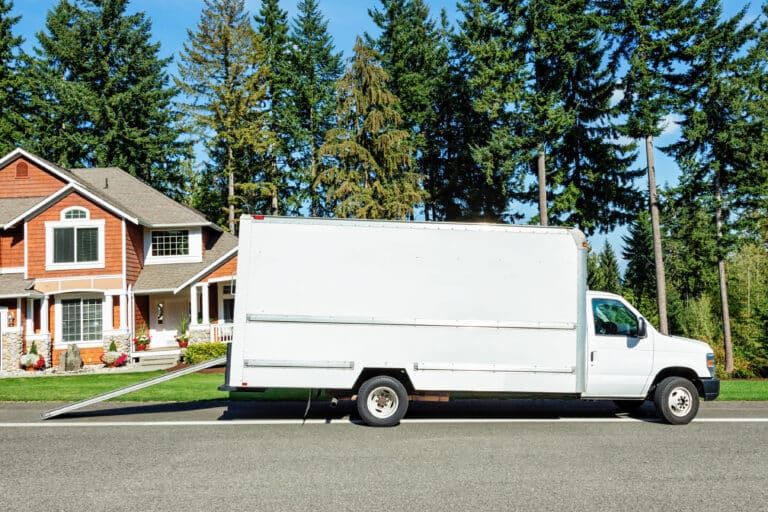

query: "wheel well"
xmin=650 ymin=367 xmax=704 ymax=398
xmin=353 ymin=368 xmax=414 ymax=394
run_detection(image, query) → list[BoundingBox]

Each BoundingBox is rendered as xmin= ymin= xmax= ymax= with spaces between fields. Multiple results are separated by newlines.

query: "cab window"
xmin=592 ymin=299 xmax=639 ymax=337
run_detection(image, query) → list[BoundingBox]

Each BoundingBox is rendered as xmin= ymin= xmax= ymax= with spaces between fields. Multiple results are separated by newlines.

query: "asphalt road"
xmin=1 ymin=400 xmax=766 ymax=512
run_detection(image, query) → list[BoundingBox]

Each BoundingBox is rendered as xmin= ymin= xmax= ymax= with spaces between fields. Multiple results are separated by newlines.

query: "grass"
xmin=1 ymin=372 xmax=767 ymax=402
xmin=718 ymin=379 xmax=768 ymax=401
xmin=0 ymin=371 xmax=312 ymax=402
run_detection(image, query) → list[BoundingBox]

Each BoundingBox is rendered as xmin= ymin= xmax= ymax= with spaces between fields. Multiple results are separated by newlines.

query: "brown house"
xmin=0 ymin=148 xmax=238 ymax=372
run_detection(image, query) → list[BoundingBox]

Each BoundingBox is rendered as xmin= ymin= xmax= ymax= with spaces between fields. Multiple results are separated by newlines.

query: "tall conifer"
xmin=319 ymin=37 xmax=424 ymax=219
xmin=288 ymin=0 xmax=343 ymax=217
xmin=30 ymin=0 xmax=188 ymax=196
xmin=176 ymin=0 xmax=269 ymax=232
xmin=0 ymin=0 xmax=27 ymax=154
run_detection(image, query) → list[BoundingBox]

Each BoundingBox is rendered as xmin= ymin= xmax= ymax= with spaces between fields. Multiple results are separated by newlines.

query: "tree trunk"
xmin=228 ymin=146 xmax=235 ymax=234
xmin=715 ymin=188 xmax=734 ymax=374
xmin=645 ymin=135 xmax=669 ymax=334
xmin=272 ymin=157 xmax=279 ymax=216
xmin=537 ymin=144 xmax=548 ymax=226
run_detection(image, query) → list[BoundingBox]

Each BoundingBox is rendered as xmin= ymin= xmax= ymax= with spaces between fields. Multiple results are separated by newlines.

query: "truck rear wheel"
xmin=653 ymin=376 xmax=699 ymax=425
xmin=356 ymin=375 xmax=409 ymax=427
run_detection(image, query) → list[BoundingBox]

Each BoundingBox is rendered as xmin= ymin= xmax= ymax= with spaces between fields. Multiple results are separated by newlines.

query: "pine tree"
xmin=176 ymin=0 xmax=269 ymax=232
xmin=318 ymin=37 xmax=425 ymax=219
xmin=545 ymin=2 xmax=642 ymax=235
xmin=0 ymin=0 xmax=27 ymax=154
xmin=588 ymin=242 xmax=621 ymax=294
xmin=30 ymin=0 xmax=188 ymax=196
xmin=600 ymin=0 xmax=704 ymax=334
xmin=248 ymin=0 xmax=295 ymax=215
xmin=666 ymin=1 xmax=763 ymax=373
xmin=367 ymin=0 xmax=451 ymax=221
xmin=452 ymin=0 xmax=524 ymax=221
xmin=288 ymin=0 xmax=343 ymax=217
xmin=621 ymin=210 xmax=658 ymax=322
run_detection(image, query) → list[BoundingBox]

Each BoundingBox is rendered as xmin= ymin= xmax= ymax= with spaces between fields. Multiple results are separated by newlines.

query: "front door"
xmin=583 ymin=297 xmax=654 ymax=398
xmin=149 ymin=294 xmax=188 ymax=348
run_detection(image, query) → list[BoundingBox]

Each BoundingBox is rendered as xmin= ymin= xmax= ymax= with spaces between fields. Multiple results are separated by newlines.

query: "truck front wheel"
xmin=653 ymin=376 xmax=699 ymax=425
xmin=357 ymin=375 xmax=409 ymax=427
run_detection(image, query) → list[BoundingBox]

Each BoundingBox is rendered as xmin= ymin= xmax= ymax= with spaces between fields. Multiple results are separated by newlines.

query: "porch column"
xmin=40 ymin=296 xmax=50 ymax=335
xmin=201 ymin=282 xmax=210 ymax=325
xmin=103 ymin=294 xmax=114 ymax=330
xmin=26 ymin=298 xmax=34 ymax=335
xmin=190 ymin=285 xmax=199 ymax=326
xmin=119 ymin=292 xmax=127 ymax=330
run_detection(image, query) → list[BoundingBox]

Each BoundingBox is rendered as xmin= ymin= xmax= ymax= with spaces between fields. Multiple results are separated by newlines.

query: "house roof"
xmin=0 ymin=148 xmax=216 ymax=230
xmin=0 ymin=273 xmax=43 ymax=299
xmin=133 ymin=230 xmax=239 ymax=294
xmin=70 ymin=167 xmax=217 ymax=229
xmin=0 ymin=197 xmax=48 ymax=225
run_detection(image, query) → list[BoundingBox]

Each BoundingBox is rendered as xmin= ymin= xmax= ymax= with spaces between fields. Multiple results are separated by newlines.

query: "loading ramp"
xmin=41 ymin=355 xmax=228 ymax=420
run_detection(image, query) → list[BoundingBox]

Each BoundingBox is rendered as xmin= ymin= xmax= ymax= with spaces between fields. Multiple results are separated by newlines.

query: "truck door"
xmin=583 ymin=297 xmax=653 ymax=398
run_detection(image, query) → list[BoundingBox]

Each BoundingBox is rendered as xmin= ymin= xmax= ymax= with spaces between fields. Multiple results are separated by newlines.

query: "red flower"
xmin=34 ymin=355 xmax=45 ymax=370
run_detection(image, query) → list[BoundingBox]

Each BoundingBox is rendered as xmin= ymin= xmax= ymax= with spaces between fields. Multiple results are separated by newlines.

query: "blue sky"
xmin=8 ymin=0 xmax=761 ymax=253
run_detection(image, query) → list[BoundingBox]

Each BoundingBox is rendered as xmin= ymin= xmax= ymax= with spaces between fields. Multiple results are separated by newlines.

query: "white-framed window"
xmin=60 ymin=297 xmax=103 ymax=343
xmin=144 ymin=227 xmax=202 ymax=264
xmin=45 ymin=208 xmax=105 ymax=270
xmin=151 ymin=230 xmax=189 ymax=257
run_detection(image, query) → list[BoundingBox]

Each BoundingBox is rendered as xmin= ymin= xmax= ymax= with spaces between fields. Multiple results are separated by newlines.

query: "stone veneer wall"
xmin=34 ymin=336 xmax=52 ymax=367
xmin=189 ymin=328 xmax=210 ymax=344
xmin=103 ymin=333 xmax=130 ymax=353
xmin=1 ymin=332 xmax=22 ymax=372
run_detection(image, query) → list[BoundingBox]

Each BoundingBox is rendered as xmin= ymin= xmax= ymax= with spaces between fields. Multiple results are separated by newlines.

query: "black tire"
xmin=356 ymin=375 xmax=409 ymax=427
xmin=653 ymin=376 xmax=699 ymax=425
xmin=613 ymin=400 xmax=645 ymax=412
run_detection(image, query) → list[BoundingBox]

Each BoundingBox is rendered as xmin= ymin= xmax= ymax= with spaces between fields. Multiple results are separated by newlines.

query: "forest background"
xmin=1 ymin=0 xmax=767 ymax=376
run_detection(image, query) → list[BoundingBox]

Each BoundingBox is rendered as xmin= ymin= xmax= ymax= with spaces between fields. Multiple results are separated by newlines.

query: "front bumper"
xmin=700 ymin=377 xmax=720 ymax=401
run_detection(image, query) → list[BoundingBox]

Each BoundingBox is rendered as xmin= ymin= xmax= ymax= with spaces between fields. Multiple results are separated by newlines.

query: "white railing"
xmin=211 ymin=323 xmax=234 ymax=343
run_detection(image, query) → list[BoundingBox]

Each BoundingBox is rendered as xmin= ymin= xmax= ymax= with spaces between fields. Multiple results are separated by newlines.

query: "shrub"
xmin=183 ymin=342 xmax=228 ymax=365
xmin=108 ymin=339 xmax=117 ymax=352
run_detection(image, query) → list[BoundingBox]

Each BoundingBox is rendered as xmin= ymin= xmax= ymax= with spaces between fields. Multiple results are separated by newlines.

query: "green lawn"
xmin=0 ymin=371 xmax=311 ymax=402
xmin=0 ymin=372 xmax=766 ymax=402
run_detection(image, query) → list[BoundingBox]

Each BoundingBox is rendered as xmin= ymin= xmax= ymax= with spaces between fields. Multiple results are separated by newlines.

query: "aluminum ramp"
xmin=41 ymin=355 xmax=227 ymax=420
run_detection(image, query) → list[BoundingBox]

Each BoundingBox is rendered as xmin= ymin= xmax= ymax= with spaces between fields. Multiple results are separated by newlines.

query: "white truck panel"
xmin=228 ymin=217 xmax=588 ymax=394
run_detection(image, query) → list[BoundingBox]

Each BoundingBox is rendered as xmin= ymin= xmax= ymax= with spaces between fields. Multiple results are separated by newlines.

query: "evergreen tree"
xmin=30 ymin=0 xmax=188 ymax=196
xmin=288 ymin=0 xmax=343 ymax=217
xmin=249 ymin=0 xmax=295 ymax=215
xmin=176 ymin=0 xmax=269 ymax=232
xmin=440 ymin=1 xmax=521 ymax=221
xmin=621 ymin=210 xmax=658 ymax=322
xmin=666 ymin=2 xmax=762 ymax=373
xmin=587 ymin=242 xmax=621 ymax=294
xmin=318 ymin=37 xmax=424 ymax=219
xmin=367 ymin=0 xmax=451 ymax=221
xmin=545 ymin=1 xmax=641 ymax=235
xmin=0 ymin=0 xmax=27 ymax=154
xmin=600 ymin=0 xmax=704 ymax=334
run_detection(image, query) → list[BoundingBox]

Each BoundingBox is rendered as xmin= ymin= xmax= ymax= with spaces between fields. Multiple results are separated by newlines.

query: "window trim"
xmin=45 ymin=218 xmax=105 ymax=271
xmin=144 ymin=227 xmax=202 ymax=265
xmin=54 ymin=294 xmax=104 ymax=347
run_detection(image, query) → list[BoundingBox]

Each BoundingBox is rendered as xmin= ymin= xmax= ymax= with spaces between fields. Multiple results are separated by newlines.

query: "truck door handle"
xmin=590 ymin=351 xmax=597 ymax=362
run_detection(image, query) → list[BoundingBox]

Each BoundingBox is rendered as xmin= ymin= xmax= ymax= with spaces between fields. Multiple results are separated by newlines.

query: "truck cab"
xmin=583 ymin=291 xmax=719 ymax=423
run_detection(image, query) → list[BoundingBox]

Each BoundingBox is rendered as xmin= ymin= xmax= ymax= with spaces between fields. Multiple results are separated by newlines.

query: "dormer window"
xmin=144 ymin=227 xmax=202 ymax=264
xmin=151 ymin=230 xmax=189 ymax=257
xmin=45 ymin=207 xmax=105 ymax=270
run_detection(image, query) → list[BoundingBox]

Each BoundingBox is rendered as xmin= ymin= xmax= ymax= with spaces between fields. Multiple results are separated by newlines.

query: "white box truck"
xmin=223 ymin=216 xmax=719 ymax=426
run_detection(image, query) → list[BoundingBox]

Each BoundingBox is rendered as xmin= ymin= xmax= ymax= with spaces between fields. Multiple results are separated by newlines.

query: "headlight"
xmin=706 ymin=353 xmax=715 ymax=377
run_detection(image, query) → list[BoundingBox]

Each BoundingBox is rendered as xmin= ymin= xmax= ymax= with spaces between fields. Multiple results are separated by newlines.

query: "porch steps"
xmin=133 ymin=348 xmax=181 ymax=370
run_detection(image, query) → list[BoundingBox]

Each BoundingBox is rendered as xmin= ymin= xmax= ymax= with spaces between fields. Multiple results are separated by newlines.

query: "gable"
xmin=0 ymin=156 xmax=67 ymax=199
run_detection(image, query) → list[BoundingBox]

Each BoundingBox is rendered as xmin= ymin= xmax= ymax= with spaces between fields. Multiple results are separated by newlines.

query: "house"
xmin=0 ymin=148 xmax=238 ymax=372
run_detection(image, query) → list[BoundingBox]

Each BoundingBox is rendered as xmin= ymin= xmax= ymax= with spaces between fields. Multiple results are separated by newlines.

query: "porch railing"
xmin=211 ymin=323 xmax=234 ymax=343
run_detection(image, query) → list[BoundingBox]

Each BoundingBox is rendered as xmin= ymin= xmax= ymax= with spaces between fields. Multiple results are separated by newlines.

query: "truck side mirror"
xmin=637 ymin=318 xmax=648 ymax=338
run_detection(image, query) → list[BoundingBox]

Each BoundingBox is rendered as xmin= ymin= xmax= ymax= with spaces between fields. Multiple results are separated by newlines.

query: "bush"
xmin=183 ymin=342 xmax=228 ymax=365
